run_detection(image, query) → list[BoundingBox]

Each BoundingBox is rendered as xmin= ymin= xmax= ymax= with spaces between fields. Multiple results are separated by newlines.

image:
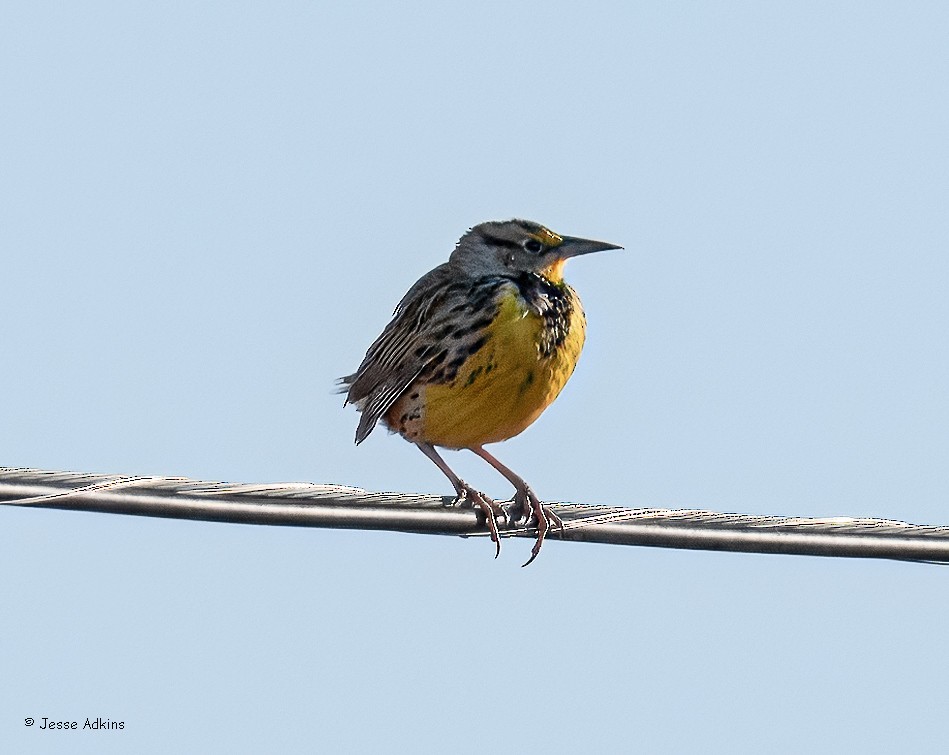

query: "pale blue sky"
xmin=2 ymin=2 xmax=948 ymax=752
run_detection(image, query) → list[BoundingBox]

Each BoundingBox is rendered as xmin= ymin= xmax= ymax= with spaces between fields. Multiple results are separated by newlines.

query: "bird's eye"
xmin=523 ymin=239 xmax=543 ymax=253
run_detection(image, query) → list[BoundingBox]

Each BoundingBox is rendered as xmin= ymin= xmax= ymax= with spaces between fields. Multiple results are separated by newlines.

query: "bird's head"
xmin=449 ymin=219 xmax=621 ymax=283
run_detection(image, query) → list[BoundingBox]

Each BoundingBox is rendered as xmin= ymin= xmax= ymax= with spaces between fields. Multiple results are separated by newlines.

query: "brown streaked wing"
xmin=341 ymin=264 xmax=469 ymax=444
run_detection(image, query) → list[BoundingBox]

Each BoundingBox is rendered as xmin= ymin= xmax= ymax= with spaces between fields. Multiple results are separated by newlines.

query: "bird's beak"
xmin=557 ymin=235 xmax=623 ymax=259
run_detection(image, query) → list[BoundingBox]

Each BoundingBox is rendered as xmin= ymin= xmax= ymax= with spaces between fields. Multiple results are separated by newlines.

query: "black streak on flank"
xmin=519 ymin=370 xmax=535 ymax=394
xmin=465 ymin=366 xmax=484 ymax=386
xmin=446 ymin=353 xmax=468 ymax=376
xmin=467 ymin=335 xmax=489 ymax=355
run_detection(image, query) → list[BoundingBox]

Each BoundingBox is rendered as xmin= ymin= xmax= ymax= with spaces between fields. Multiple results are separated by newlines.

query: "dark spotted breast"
xmin=510 ymin=272 xmax=578 ymax=357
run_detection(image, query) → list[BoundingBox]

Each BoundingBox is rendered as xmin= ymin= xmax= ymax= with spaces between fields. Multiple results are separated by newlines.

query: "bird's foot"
xmin=512 ymin=487 xmax=564 ymax=567
xmin=453 ymin=481 xmax=506 ymax=559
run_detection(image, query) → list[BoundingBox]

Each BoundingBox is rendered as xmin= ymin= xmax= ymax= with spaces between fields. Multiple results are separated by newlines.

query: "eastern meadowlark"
xmin=341 ymin=219 xmax=621 ymax=564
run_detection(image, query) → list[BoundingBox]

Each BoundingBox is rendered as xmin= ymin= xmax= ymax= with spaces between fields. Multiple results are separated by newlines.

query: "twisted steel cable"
xmin=2 ymin=467 xmax=948 ymax=563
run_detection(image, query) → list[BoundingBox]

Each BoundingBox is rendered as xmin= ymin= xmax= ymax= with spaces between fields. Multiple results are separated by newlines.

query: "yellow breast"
xmin=413 ymin=284 xmax=586 ymax=449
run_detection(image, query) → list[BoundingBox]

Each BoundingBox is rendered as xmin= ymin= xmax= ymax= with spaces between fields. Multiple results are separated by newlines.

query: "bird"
xmin=341 ymin=219 xmax=621 ymax=565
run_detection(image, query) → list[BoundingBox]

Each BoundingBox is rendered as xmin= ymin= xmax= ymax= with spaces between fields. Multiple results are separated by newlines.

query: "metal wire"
xmin=2 ymin=466 xmax=948 ymax=563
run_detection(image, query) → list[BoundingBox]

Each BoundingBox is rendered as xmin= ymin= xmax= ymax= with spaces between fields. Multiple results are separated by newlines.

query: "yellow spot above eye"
xmin=532 ymin=227 xmax=563 ymax=247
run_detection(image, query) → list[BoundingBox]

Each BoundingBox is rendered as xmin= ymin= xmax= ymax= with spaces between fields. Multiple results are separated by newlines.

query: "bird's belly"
xmin=405 ymin=292 xmax=586 ymax=449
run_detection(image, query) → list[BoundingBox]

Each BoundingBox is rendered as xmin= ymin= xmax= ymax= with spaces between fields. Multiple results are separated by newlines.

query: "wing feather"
xmin=341 ymin=264 xmax=468 ymax=443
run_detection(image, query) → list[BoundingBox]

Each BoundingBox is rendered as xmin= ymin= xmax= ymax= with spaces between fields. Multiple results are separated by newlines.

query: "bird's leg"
xmin=469 ymin=446 xmax=564 ymax=567
xmin=415 ymin=442 xmax=504 ymax=558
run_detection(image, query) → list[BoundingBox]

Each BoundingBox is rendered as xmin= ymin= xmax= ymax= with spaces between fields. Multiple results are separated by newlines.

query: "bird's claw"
xmin=513 ymin=487 xmax=564 ymax=567
xmin=450 ymin=481 xmax=562 ymax=564
xmin=453 ymin=482 xmax=505 ymax=558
